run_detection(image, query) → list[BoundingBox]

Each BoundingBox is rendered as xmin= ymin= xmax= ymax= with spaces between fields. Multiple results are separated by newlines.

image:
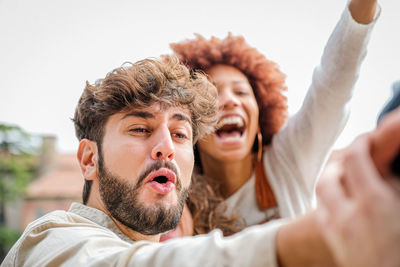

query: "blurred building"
xmin=21 ymin=136 xmax=82 ymax=230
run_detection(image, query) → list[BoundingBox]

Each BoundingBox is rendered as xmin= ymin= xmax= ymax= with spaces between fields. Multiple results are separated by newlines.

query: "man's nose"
xmin=219 ymin=89 xmax=240 ymax=110
xmin=151 ymin=127 xmax=175 ymax=161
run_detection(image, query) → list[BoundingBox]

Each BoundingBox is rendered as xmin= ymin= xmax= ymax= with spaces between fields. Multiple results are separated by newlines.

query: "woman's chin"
xmin=213 ymin=147 xmax=253 ymax=163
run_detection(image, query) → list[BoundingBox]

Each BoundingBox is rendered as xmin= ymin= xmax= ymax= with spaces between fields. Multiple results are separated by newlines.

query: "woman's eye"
xmin=235 ymin=90 xmax=249 ymax=96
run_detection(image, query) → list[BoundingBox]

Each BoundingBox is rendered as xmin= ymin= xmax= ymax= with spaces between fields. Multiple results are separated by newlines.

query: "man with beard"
xmin=2 ymin=55 xmax=219 ymax=266
xmin=0 ymin=55 xmax=356 ymax=267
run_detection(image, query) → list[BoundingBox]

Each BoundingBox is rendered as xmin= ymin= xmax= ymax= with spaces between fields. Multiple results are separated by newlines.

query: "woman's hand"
xmin=349 ymin=0 xmax=377 ymax=24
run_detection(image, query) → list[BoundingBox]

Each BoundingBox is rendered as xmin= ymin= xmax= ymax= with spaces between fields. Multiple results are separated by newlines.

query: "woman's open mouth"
xmin=215 ymin=115 xmax=245 ymax=142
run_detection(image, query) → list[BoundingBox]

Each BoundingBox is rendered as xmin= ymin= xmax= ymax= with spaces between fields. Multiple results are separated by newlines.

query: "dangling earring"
xmin=257 ymin=127 xmax=263 ymax=163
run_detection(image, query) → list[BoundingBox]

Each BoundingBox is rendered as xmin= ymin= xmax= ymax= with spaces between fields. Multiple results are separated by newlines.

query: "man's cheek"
xmin=178 ymin=147 xmax=194 ymax=180
xmin=180 ymin=162 xmax=194 ymax=188
xmin=182 ymin=166 xmax=193 ymax=187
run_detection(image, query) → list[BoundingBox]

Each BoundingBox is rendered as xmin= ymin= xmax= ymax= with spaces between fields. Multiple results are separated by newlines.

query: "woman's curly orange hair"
xmin=171 ymin=33 xmax=288 ymax=145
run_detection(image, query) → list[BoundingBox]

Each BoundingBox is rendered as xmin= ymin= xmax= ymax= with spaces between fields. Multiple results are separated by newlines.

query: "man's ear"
xmin=77 ymin=139 xmax=99 ymax=181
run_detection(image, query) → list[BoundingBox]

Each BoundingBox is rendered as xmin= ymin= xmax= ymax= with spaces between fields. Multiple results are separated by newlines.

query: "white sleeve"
xmin=127 ymin=222 xmax=283 ymax=267
xmin=5 ymin=218 xmax=285 ymax=267
xmin=266 ymin=4 xmax=380 ymax=203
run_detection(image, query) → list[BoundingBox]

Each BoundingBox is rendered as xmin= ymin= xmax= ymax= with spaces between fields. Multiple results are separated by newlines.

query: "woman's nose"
xmin=218 ymin=89 xmax=240 ymax=110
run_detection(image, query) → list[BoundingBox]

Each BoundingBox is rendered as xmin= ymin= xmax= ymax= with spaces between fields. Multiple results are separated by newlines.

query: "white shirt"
xmin=1 ymin=202 xmax=283 ymax=267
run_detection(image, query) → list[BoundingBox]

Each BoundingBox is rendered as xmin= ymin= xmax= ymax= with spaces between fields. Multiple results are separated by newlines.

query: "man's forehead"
xmin=122 ymin=104 xmax=192 ymax=122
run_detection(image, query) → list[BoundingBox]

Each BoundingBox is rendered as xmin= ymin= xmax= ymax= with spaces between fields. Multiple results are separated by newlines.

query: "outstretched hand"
xmin=316 ymin=108 xmax=400 ymax=267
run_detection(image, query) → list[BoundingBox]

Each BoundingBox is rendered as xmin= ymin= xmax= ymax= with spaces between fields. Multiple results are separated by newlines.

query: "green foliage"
xmin=0 ymin=123 xmax=39 ymax=203
xmin=0 ymin=123 xmax=38 ymax=155
xmin=0 ymin=226 xmax=20 ymax=251
xmin=0 ymin=154 xmax=37 ymax=202
xmin=0 ymin=123 xmax=39 ymax=261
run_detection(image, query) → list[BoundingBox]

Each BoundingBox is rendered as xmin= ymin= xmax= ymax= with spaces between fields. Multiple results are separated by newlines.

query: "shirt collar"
xmin=68 ymin=202 xmax=135 ymax=244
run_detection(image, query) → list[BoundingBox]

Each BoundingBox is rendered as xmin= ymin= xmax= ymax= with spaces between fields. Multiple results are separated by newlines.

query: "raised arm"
xmin=266 ymin=0 xmax=380 ymax=215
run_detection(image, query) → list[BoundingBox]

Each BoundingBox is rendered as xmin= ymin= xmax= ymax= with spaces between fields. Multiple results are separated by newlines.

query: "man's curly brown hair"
xmin=171 ymin=33 xmax=288 ymax=145
xmin=73 ymin=55 xmax=218 ymax=204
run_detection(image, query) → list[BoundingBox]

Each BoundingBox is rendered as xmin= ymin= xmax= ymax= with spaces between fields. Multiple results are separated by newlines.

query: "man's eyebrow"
xmin=172 ymin=113 xmax=191 ymax=124
xmin=122 ymin=111 xmax=155 ymax=120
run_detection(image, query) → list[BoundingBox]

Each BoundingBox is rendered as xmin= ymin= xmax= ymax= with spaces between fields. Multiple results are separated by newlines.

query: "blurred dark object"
xmin=377 ymin=80 xmax=400 ymax=123
xmin=391 ymin=152 xmax=400 ymax=176
xmin=377 ymin=80 xmax=400 ymax=177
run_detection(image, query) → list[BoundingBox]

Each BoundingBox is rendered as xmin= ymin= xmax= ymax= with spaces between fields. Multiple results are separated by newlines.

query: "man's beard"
xmin=97 ymin=152 xmax=189 ymax=236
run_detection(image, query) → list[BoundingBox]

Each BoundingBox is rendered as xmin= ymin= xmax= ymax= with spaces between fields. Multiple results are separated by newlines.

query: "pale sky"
xmin=0 ymin=0 xmax=399 ymax=153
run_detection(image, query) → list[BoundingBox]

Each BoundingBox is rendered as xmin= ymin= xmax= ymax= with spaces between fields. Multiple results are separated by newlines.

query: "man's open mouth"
xmin=215 ymin=116 xmax=245 ymax=138
xmin=152 ymin=175 xmax=169 ymax=184
xmin=146 ymin=168 xmax=176 ymax=184
xmin=145 ymin=168 xmax=176 ymax=194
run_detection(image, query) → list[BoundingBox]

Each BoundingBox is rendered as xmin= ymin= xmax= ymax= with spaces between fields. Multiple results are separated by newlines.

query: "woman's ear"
xmin=77 ymin=139 xmax=98 ymax=181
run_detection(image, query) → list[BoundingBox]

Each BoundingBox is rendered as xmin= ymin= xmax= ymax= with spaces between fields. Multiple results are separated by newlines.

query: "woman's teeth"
xmin=216 ymin=116 xmax=244 ymax=129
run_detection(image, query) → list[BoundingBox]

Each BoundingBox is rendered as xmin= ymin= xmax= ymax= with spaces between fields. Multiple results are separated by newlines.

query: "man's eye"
xmin=129 ymin=128 xmax=149 ymax=134
xmin=172 ymin=133 xmax=187 ymax=140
